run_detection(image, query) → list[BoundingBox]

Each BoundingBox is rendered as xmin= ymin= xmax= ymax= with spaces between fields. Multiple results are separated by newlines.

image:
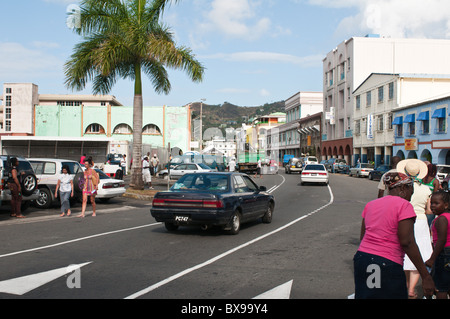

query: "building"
xmin=266 ymin=91 xmax=323 ymax=162
xmin=392 ymin=94 xmax=450 ymax=164
xmin=323 ymin=35 xmax=450 ymax=165
xmin=246 ymin=112 xmax=286 ymax=155
xmin=0 ymin=83 xmax=192 ymax=160
xmin=353 ymin=73 xmax=450 ymax=166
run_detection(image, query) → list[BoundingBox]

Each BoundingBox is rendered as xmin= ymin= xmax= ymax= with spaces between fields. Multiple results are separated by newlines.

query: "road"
xmin=0 ymin=172 xmax=379 ymax=300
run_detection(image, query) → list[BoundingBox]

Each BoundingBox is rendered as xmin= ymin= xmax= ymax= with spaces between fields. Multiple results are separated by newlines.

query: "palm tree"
xmin=65 ymin=0 xmax=204 ymax=189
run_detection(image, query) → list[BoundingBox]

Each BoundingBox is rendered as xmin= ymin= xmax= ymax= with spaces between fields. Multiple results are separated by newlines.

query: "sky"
xmin=2 ymin=0 xmax=450 ymax=108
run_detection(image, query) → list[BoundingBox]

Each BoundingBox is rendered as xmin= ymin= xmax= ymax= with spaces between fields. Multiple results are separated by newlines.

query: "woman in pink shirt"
xmin=354 ymin=172 xmax=435 ymax=299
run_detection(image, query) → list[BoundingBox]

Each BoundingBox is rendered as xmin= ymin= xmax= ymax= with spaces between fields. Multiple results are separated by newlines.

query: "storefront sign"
xmin=405 ymin=138 xmax=418 ymax=151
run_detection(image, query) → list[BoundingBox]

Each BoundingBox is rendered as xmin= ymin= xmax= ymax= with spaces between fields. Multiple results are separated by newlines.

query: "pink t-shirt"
xmin=358 ymin=196 xmax=416 ymax=265
xmin=432 ymin=212 xmax=450 ymax=247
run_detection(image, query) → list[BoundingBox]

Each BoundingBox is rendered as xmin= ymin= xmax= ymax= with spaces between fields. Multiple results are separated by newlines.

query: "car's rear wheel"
xmin=262 ymin=203 xmax=273 ymax=224
xmin=21 ymin=173 xmax=37 ymax=196
xmin=227 ymin=210 xmax=241 ymax=235
xmin=34 ymin=187 xmax=52 ymax=209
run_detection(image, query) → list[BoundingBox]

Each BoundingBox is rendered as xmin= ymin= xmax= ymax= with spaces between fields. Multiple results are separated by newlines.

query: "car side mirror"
xmin=259 ymin=186 xmax=267 ymax=191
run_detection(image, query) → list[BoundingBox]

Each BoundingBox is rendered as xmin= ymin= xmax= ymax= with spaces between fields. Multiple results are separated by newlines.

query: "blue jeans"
xmin=353 ymin=251 xmax=407 ymax=299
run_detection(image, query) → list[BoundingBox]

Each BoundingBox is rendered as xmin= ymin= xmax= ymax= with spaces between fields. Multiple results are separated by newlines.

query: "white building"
xmin=353 ymin=73 xmax=450 ymax=166
xmin=203 ymin=139 xmax=236 ymax=158
xmin=323 ymin=35 xmax=450 ymax=165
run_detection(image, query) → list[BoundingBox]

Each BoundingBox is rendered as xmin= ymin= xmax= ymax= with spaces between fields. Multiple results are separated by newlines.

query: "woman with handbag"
xmin=78 ymin=158 xmax=99 ymax=218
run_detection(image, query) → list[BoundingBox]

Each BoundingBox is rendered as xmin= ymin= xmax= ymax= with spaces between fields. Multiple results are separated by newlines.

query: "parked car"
xmin=368 ymin=165 xmax=392 ymax=181
xmin=94 ymin=169 xmax=126 ymax=202
xmin=349 ymin=163 xmax=374 ymax=178
xmin=151 ymin=172 xmax=275 ymax=234
xmin=300 ymin=164 xmax=329 ymax=185
xmin=325 ymin=158 xmax=348 ymax=173
xmin=436 ymin=164 xmax=450 ymax=183
xmin=29 ymin=158 xmax=84 ymax=209
xmin=285 ymin=157 xmax=303 ymax=174
xmin=160 ymin=163 xmax=213 ymax=179
xmin=282 ymin=154 xmax=295 ymax=166
xmin=0 ymin=155 xmax=39 ymax=211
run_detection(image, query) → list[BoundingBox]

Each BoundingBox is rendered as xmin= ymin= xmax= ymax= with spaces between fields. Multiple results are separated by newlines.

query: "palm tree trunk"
xmin=130 ymin=62 xmax=144 ymax=190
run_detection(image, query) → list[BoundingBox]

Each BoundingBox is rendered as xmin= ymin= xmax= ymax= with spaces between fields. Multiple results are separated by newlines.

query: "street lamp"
xmin=200 ymin=98 xmax=206 ymax=151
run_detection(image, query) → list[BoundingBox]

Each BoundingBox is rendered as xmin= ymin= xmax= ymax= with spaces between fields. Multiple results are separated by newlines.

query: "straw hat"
xmin=396 ymin=159 xmax=428 ymax=179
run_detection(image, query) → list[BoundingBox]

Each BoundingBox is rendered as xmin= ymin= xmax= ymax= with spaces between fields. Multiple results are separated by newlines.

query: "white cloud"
xmin=309 ymin=0 xmax=450 ymax=39
xmin=202 ymin=51 xmax=323 ymax=67
xmin=0 ymin=42 xmax=63 ymax=79
xmin=196 ymin=0 xmax=290 ymax=41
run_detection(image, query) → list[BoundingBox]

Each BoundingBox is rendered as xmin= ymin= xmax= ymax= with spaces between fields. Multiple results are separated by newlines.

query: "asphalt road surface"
xmin=0 ymin=173 xmax=379 ymax=300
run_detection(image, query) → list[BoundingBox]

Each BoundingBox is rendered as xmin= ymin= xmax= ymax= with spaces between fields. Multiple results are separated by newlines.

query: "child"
xmin=426 ymin=190 xmax=450 ymax=299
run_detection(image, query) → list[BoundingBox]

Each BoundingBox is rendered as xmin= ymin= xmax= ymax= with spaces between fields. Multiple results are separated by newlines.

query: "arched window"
xmin=113 ymin=124 xmax=133 ymax=134
xmin=142 ymin=124 xmax=161 ymax=135
xmin=85 ymin=123 xmax=105 ymax=134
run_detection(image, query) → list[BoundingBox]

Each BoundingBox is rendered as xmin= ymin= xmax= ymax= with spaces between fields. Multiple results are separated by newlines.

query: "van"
xmin=0 ymin=156 xmax=39 ymax=211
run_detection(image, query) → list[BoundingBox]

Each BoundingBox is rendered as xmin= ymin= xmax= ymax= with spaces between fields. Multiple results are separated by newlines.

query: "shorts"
xmin=433 ymin=247 xmax=450 ymax=292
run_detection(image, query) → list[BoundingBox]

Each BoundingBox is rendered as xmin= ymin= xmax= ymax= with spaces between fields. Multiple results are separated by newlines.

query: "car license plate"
xmin=311 ymin=173 xmax=317 ymax=176
xmin=175 ymin=216 xmax=189 ymax=222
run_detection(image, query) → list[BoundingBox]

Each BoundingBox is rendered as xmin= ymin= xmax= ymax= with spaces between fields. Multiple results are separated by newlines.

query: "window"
xmin=396 ymin=125 xmax=403 ymax=137
xmin=389 ymin=82 xmax=394 ymax=100
xmin=387 ymin=113 xmax=393 ymax=130
xmin=142 ymin=124 xmax=161 ymax=135
xmin=5 ymin=108 xmax=11 ymax=120
xmin=5 ymin=120 xmax=11 ymax=132
xmin=422 ymin=120 xmax=430 ymax=134
xmin=57 ymin=101 xmax=83 ymax=106
xmin=233 ymin=175 xmax=249 ymax=193
xmin=5 ymin=96 xmax=11 ymax=107
xmin=356 ymin=95 xmax=361 ymax=109
xmin=355 ymin=120 xmax=361 ymax=135
xmin=377 ymin=115 xmax=384 ymax=131
xmin=85 ymin=123 xmax=105 ymax=134
xmin=43 ymin=162 xmax=56 ymax=175
xmin=437 ymin=118 xmax=446 ymax=133
xmin=408 ymin=122 xmax=416 ymax=136
xmin=366 ymin=91 xmax=372 ymax=107
xmin=113 ymin=124 xmax=132 ymax=134
xmin=378 ymin=86 xmax=384 ymax=103
xmin=61 ymin=162 xmax=83 ymax=174
xmin=5 ymin=88 xmax=12 ymax=94
xmin=242 ymin=176 xmax=258 ymax=192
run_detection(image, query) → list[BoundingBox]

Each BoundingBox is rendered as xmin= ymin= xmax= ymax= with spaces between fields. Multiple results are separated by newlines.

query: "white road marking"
xmin=0 ymin=223 xmax=161 ymax=259
xmin=0 ymin=262 xmax=92 ymax=295
xmin=253 ymin=280 xmax=293 ymax=299
xmin=125 ymin=183 xmax=334 ymax=299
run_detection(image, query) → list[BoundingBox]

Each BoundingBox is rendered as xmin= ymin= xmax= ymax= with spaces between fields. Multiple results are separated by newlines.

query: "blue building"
xmin=393 ymin=95 xmax=450 ymax=164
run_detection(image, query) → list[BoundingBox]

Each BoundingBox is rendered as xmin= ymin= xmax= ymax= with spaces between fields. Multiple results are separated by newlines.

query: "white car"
xmin=349 ymin=163 xmax=374 ymax=178
xmin=301 ymin=164 xmax=329 ymax=185
xmin=94 ymin=169 xmax=126 ymax=202
xmin=169 ymin=163 xmax=213 ymax=180
xmin=437 ymin=164 xmax=450 ymax=183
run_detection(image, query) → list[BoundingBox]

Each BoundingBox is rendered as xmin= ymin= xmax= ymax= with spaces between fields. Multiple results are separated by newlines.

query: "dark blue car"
xmin=368 ymin=165 xmax=392 ymax=181
xmin=151 ymin=172 xmax=275 ymax=235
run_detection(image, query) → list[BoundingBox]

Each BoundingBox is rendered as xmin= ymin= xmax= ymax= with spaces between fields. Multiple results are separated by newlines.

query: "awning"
xmin=432 ymin=108 xmax=446 ymax=119
xmin=392 ymin=116 xmax=403 ymax=125
xmin=417 ymin=111 xmax=429 ymax=121
xmin=404 ymin=114 xmax=415 ymax=123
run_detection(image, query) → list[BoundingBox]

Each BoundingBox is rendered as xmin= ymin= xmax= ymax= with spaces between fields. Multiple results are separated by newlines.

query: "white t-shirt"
xmin=59 ymin=173 xmax=73 ymax=193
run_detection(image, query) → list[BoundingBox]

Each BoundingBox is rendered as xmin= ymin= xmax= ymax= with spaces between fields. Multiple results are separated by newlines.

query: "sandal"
xmin=15 ymin=215 xmax=26 ymax=219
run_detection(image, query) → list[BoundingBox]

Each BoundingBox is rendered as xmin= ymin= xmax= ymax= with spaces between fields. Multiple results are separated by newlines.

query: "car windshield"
xmin=304 ymin=165 xmax=325 ymax=171
xmin=171 ymin=174 xmax=229 ymax=192
xmin=95 ymin=168 xmax=111 ymax=180
xmin=198 ymin=163 xmax=211 ymax=170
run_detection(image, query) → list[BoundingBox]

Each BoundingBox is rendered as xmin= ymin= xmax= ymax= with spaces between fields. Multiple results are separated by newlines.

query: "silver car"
xmin=169 ymin=163 xmax=214 ymax=180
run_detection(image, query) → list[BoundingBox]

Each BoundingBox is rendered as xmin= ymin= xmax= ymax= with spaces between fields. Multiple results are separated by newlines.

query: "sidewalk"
xmin=122 ymin=174 xmax=174 ymax=201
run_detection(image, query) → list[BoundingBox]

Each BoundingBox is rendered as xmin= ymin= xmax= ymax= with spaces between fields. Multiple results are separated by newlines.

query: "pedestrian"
xmin=121 ymin=154 xmax=127 ymax=175
xmin=420 ymin=163 xmax=441 ymax=227
xmin=142 ymin=156 xmax=153 ymax=189
xmin=55 ymin=165 xmax=74 ymax=217
xmin=396 ymin=159 xmax=433 ymax=298
xmin=80 ymin=153 xmax=86 ymax=164
xmin=8 ymin=157 xmax=25 ymax=218
xmin=426 ymin=190 xmax=450 ymax=299
xmin=78 ymin=158 xmax=99 ymax=218
xmin=254 ymin=159 xmax=262 ymax=178
xmin=377 ymin=156 xmax=401 ymax=198
xmin=228 ymin=157 xmax=236 ymax=172
xmin=151 ymin=154 xmax=159 ymax=176
xmin=353 ymin=172 xmax=435 ymax=299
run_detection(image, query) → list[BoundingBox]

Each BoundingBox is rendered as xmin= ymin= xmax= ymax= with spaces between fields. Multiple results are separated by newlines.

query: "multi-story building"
xmin=353 ymin=73 xmax=450 ymax=166
xmin=266 ymin=91 xmax=323 ymax=162
xmin=392 ymin=94 xmax=450 ymax=164
xmin=323 ymin=35 xmax=450 ymax=165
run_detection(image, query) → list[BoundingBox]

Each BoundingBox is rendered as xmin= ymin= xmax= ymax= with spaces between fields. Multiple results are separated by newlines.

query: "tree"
xmin=64 ymin=0 xmax=204 ymax=189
